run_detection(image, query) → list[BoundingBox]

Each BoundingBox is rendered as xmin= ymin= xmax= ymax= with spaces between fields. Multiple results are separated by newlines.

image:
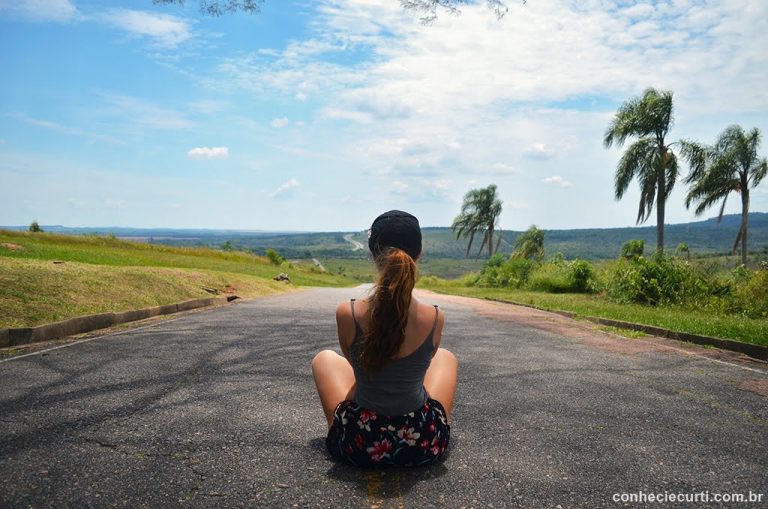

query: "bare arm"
xmin=335 ymin=301 xmax=355 ymax=360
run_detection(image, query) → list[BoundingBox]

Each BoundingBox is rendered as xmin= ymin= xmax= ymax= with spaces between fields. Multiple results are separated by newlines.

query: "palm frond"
xmin=614 ymin=137 xmax=656 ymax=200
xmin=678 ymin=140 xmax=711 ymax=184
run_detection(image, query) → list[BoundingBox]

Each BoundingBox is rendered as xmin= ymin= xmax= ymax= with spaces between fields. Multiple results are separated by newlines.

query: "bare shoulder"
xmin=335 ymin=300 xmax=351 ymax=322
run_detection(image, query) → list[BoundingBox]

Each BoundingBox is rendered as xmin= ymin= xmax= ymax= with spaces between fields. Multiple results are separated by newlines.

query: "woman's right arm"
xmin=335 ymin=301 xmax=355 ymax=359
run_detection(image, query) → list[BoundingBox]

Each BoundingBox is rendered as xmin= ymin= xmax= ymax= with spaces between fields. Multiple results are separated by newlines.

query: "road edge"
xmin=485 ymin=297 xmax=768 ymax=362
xmin=0 ymin=296 xmax=238 ymax=348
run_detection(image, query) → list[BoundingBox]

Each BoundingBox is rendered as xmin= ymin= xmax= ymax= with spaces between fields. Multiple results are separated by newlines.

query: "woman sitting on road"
xmin=312 ymin=210 xmax=458 ymax=467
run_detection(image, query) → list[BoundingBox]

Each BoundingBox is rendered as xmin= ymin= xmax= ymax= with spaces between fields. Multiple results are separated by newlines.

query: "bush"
xmin=29 ymin=220 xmax=43 ymax=233
xmin=620 ymin=239 xmax=644 ymax=260
xmin=606 ymin=254 xmax=708 ymax=306
xmin=725 ymin=269 xmax=768 ymax=319
xmin=568 ymin=259 xmax=597 ymax=293
xmin=527 ymin=262 xmax=571 ymax=293
xmin=474 ymin=255 xmax=534 ymax=288
xmin=265 ymin=248 xmax=285 ymax=266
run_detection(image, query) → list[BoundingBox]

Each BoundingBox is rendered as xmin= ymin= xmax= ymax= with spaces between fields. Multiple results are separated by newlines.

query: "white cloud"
xmin=0 ymin=0 xmax=77 ymax=23
xmin=187 ymin=146 xmax=229 ymax=159
xmin=522 ymin=143 xmax=556 ymax=159
xmin=295 ymin=91 xmax=308 ymax=101
xmin=100 ymin=9 xmax=192 ymax=48
xmin=542 ymin=176 xmax=573 ymax=188
xmin=271 ymin=117 xmax=289 ymax=128
xmin=269 ymin=178 xmax=300 ymax=198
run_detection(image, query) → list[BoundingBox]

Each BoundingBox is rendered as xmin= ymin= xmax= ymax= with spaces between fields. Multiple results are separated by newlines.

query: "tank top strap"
xmin=350 ymin=299 xmax=363 ymax=337
xmin=429 ymin=304 xmax=439 ymax=335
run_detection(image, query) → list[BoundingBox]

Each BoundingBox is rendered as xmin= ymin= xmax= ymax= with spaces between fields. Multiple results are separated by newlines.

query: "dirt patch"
xmin=739 ymin=379 xmax=768 ymax=397
xmin=0 ymin=243 xmax=23 ymax=251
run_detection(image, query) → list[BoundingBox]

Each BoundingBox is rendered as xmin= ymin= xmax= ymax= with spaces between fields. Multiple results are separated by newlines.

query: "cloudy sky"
xmin=1 ymin=0 xmax=767 ymax=231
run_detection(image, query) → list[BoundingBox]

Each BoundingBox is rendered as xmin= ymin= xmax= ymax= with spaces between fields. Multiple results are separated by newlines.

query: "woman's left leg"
xmin=311 ymin=350 xmax=356 ymax=428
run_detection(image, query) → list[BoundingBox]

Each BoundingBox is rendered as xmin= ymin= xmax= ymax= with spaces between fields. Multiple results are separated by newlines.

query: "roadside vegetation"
xmin=419 ymin=238 xmax=767 ymax=346
xmin=420 ymin=89 xmax=767 ymax=348
xmin=0 ymin=230 xmax=357 ymax=328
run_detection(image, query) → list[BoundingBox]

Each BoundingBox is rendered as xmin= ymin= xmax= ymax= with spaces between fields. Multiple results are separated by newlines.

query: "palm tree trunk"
xmin=487 ymin=225 xmax=494 ymax=257
xmin=656 ymin=169 xmax=665 ymax=255
xmin=494 ymin=229 xmax=502 ymax=254
xmin=475 ymin=232 xmax=488 ymax=259
xmin=741 ymin=188 xmax=750 ymax=266
xmin=465 ymin=230 xmax=475 ymax=258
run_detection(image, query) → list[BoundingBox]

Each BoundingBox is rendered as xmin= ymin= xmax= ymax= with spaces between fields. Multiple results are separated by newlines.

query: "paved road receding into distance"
xmin=344 ymin=233 xmax=365 ymax=251
xmin=1 ymin=287 xmax=766 ymax=508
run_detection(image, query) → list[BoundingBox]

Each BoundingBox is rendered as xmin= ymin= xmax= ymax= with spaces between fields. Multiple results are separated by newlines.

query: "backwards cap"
xmin=368 ymin=210 xmax=422 ymax=260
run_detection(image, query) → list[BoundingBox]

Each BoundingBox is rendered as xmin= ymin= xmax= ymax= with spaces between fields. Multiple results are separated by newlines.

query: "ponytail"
xmin=359 ymin=247 xmax=417 ymax=375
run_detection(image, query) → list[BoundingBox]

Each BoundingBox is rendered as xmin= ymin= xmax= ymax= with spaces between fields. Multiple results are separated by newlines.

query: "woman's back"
xmin=344 ymin=298 xmax=441 ymax=415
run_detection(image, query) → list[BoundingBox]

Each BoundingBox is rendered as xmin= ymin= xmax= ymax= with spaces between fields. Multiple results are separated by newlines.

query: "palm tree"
xmin=512 ymin=225 xmax=545 ymax=261
xmin=604 ymin=88 xmax=687 ymax=255
xmin=682 ymin=125 xmax=767 ymax=265
xmin=452 ymin=184 xmax=503 ymax=258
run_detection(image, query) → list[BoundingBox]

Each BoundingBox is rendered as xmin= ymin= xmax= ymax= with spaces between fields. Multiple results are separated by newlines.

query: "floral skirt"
xmin=325 ymin=398 xmax=450 ymax=467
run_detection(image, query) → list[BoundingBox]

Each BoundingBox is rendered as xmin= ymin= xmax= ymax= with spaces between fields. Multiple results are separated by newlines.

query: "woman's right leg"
xmin=423 ymin=348 xmax=458 ymax=420
xmin=311 ymin=350 xmax=356 ymax=428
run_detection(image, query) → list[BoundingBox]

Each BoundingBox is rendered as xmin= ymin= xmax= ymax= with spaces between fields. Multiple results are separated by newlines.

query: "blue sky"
xmin=1 ymin=0 xmax=767 ymax=231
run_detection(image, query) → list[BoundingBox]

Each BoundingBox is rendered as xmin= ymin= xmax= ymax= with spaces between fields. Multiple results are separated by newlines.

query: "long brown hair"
xmin=359 ymin=247 xmax=417 ymax=375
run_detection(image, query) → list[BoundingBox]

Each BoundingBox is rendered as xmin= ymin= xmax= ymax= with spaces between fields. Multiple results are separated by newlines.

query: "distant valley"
xmin=5 ymin=212 xmax=767 ymax=261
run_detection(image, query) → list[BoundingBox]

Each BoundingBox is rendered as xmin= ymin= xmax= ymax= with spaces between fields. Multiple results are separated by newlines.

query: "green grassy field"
xmin=418 ymin=278 xmax=767 ymax=346
xmin=0 ymin=230 xmax=357 ymax=328
xmin=318 ymin=257 xmax=486 ymax=282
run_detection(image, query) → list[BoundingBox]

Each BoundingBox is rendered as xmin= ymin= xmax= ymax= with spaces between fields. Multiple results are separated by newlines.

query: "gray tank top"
xmin=348 ymin=299 xmax=439 ymax=416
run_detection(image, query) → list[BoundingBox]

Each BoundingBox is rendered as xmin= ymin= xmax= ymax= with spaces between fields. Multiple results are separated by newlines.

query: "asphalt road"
xmin=1 ymin=286 xmax=766 ymax=508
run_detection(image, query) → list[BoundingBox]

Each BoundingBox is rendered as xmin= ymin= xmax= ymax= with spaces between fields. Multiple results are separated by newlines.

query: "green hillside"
xmin=0 ymin=230 xmax=356 ymax=328
xmin=9 ymin=212 xmax=767 ymax=261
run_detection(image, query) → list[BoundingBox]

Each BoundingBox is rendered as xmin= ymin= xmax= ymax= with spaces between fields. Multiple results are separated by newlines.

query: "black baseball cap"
xmin=368 ymin=210 xmax=422 ymax=260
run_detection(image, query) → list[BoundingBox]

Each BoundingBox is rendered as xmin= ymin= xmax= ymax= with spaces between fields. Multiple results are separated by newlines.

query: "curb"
xmin=0 ymin=296 xmax=235 ymax=348
xmin=485 ymin=298 xmax=768 ymax=362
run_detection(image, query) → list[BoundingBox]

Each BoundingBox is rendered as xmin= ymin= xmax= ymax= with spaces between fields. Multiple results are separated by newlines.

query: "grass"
xmin=318 ymin=257 xmax=486 ymax=282
xmin=418 ymin=278 xmax=768 ymax=346
xmin=0 ymin=230 xmax=358 ymax=328
xmin=0 ymin=230 xmax=356 ymax=287
xmin=595 ymin=325 xmax=648 ymax=339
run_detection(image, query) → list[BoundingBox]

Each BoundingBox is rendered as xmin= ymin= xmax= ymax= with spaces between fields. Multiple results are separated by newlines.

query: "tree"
xmin=28 ymin=220 xmax=43 ymax=233
xmin=620 ymin=239 xmax=644 ymax=260
xmin=452 ymin=184 xmax=503 ymax=258
xmin=400 ymin=0 xmax=511 ymax=23
xmin=604 ymin=88 xmax=694 ymax=255
xmin=683 ymin=125 xmax=767 ymax=265
xmin=154 ymin=0 xmax=515 ymax=20
xmin=512 ymin=225 xmax=544 ymax=261
xmin=153 ymin=0 xmax=264 ymax=16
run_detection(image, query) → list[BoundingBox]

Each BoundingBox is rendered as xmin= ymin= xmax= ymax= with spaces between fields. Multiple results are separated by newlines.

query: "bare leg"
xmin=311 ymin=350 xmax=356 ymax=428
xmin=423 ymin=348 xmax=458 ymax=421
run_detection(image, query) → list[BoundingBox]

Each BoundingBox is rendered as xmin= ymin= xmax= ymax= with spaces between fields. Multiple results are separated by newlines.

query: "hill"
xmin=0 ymin=230 xmax=356 ymax=328
xmin=5 ymin=212 xmax=767 ymax=260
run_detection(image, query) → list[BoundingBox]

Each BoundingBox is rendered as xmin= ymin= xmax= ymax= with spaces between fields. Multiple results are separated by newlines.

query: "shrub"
xmin=725 ymin=269 xmax=768 ymax=319
xmin=265 ymin=248 xmax=285 ymax=266
xmin=475 ymin=255 xmax=534 ymax=288
xmin=620 ymin=239 xmax=644 ymax=260
xmin=606 ymin=254 xmax=708 ymax=306
xmin=527 ymin=262 xmax=571 ymax=293
xmin=29 ymin=220 xmax=43 ymax=233
xmin=568 ymin=259 xmax=597 ymax=293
